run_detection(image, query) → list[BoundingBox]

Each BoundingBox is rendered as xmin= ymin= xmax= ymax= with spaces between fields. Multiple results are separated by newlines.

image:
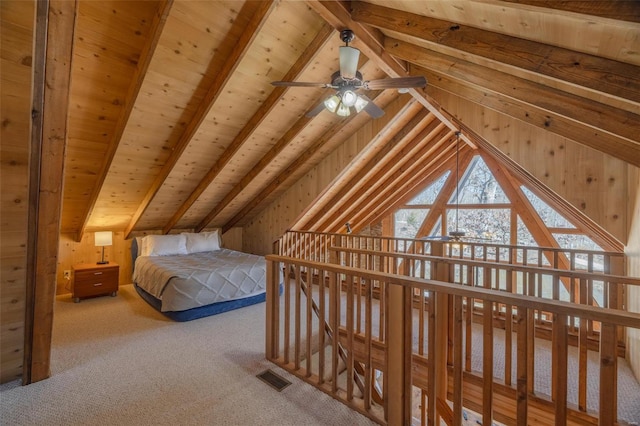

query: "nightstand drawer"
xmin=74 ymin=268 xmax=118 ymax=286
xmin=72 ymin=263 xmax=119 ymax=302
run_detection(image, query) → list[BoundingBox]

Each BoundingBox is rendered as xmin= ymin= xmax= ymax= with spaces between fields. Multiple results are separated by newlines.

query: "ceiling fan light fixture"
xmin=339 ymin=46 xmax=360 ymax=80
xmin=336 ymin=102 xmax=351 ymax=117
xmin=324 ymin=94 xmax=340 ymax=113
xmin=341 ymin=90 xmax=358 ymax=107
xmin=354 ymin=95 xmax=368 ymax=113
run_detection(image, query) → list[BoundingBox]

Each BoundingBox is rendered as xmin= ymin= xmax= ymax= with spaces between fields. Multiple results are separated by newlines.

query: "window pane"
xmin=446 ymin=208 xmax=510 ymax=243
xmin=395 ymin=209 xmax=428 ymax=239
xmin=521 ymin=187 xmax=575 ymax=228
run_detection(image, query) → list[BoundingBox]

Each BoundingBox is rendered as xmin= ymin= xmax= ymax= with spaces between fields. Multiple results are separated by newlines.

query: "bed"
xmin=131 ymin=231 xmax=274 ymax=321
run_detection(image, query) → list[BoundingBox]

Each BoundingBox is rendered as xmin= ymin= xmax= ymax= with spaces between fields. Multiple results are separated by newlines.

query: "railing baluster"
xmin=306 ymin=266 xmax=313 ymax=377
xmin=599 ymin=323 xmax=618 ymax=425
xmin=295 ymin=264 xmax=302 ymax=371
xmin=318 ymin=268 xmax=325 ymax=385
xmin=578 ymin=278 xmax=588 ymax=412
xmin=552 ymin=313 xmax=568 ymax=424
xmin=452 ymin=294 xmax=464 ymax=425
xmin=516 ymin=306 xmax=529 ymax=425
xmin=482 ymin=268 xmax=494 ymax=424
xmin=346 ymin=273 xmax=354 ymax=401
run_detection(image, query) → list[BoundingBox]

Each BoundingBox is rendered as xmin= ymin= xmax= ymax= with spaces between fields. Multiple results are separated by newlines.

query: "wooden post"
xmin=265 ymin=257 xmax=280 ymax=360
xmin=599 ymin=323 xmax=617 ymax=425
xmin=386 ymin=278 xmax=412 ymax=424
xmin=24 ymin=0 xmax=76 ymax=384
xmin=431 ymin=242 xmax=450 ymax=423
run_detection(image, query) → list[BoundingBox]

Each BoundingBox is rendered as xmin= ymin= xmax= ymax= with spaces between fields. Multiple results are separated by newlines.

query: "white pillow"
xmin=141 ymin=234 xmax=187 ymax=257
xmin=183 ymin=231 xmax=221 ymax=254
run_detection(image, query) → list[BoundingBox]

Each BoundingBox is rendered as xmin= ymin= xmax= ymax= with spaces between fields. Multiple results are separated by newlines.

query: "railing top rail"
xmin=266 ymin=254 xmax=640 ymax=329
xmin=277 ymin=230 xmax=624 ymax=257
xmin=327 ymin=246 xmax=640 ymax=286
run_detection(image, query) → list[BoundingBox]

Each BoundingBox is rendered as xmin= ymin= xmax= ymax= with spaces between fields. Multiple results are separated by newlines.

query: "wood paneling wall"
xmin=55 ymin=228 xmax=242 ymax=295
xmin=626 ymin=167 xmax=640 ymax=382
xmin=427 ymin=88 xmax=630 ymax=244
xmin=243 ymin=97 xmax=409 ymax=255
xmin=1 ymin=0 xmax=35 ymax=384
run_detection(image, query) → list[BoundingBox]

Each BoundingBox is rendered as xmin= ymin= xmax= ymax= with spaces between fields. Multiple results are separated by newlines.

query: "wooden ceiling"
xmin=59 ymin=0 xmax=640 ymax=241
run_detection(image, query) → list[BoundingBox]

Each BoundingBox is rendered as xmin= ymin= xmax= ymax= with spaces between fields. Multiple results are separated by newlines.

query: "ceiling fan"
xmin=271 ymin=29 xmax=427 ymax=118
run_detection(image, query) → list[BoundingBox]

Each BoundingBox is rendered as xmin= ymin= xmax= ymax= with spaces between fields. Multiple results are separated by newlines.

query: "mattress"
xmin=132 ymin=249 xmax=268 ymax=313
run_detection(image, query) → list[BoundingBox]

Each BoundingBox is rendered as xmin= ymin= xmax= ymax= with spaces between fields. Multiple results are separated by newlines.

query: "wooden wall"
xmin=1 ymin=0 xmax=35 ymax=384
xmin=55 ymin=228 xmax=243 ymax=295
xmin=626 ymin=167 xmax=640 ymax=381
xmin=243 ymin=97 xmax=409 ymax=255
xmin=427 ymin=89 xmax=631 ymax=244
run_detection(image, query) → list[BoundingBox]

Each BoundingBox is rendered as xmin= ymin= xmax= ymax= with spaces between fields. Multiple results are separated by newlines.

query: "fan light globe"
xmin=341 ymin=90 xmax=358 ymax=107
xmin=354 ymin=96 xmax=368 ymax=113
xmin=324 ymin=95 xmax=340 ymax=113
xmin=336 ymin=103 xmax=350 ymax=117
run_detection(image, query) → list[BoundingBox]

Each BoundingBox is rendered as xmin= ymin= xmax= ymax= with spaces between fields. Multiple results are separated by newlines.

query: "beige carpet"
xmin=0 ymin=285 xmax=376 ymax=426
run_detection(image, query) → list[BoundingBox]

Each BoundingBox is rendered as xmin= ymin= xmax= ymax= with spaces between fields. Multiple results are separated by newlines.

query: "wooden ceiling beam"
xmin=351 ymin=1 xmax=640 ymax=107
xmin=306 ymin=0 xmax=478 ymax=149
xmin=371 ymin=144 xmax=460 ymax=228
xmin=299 ymin=107 xmax=433 ymax=231
xmin=163 ymin=24 xmax=334 ymax=234
xmin=290 ymin=96 xmax=422 ymax=230
xmin=415 ymin=65 xmax=640 ymax=168
xmin=220 ymin=91 xmax=397 ymax=233
xmin=499 ymin=0 xmax=640 ymax=23
xmin=389 ymin=39 xmax=640 ymax=155
xmin=314 ymin=116 xmax=445 ymax=232
xmin=75 ymin=0 xmax=173 ymax=242
xmin=123 ymin=0 xmax=276 ymax=239
xmin=345 ymin=129 xmax=455 ymax=234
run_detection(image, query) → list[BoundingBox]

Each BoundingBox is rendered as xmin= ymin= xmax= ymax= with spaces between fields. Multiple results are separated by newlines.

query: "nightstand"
xmin=72 ymin=263 xmax=119 ymax=303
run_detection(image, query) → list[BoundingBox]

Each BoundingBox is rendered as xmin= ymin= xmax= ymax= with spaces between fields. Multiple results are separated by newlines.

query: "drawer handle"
xmin=93 ymin=272 xmax=103 ymax=275
xmin=93 ymin=283 xmax=103 ymax=287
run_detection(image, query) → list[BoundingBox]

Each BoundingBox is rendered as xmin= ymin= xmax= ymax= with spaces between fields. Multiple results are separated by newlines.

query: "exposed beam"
xmin=25 ymin=0 xmax=76 ymax=384
xmin=124 ymin=0 xmax=276 ymax=239
xmin=306 ymin=0 xmax=477 ymax=149
xmin=220 ymin=91 xmax=398 ymax=233
xmin=415 ymin=64 xmax=640 ymax=168
xmin=75 ymin=0 xmax=173 ymax=242
xmin=350 ymin=1 xmax=640 ymax=107
xmin=164 ymin=24 xmax=335 ymax=234
xmin=499 ymin=0 xmax=640 ymax=23
xmin=348 ymin=129 xmax=455 ymax=233
xmin=300 ymin=107 xmax=433 ymax=231
xmin=388 ymin=39 xmax=640 ymax=162
xmin=370 ymin=151 xmax=459 ymax=228
xmin=315 ymin=115 xmax=445 ymax=232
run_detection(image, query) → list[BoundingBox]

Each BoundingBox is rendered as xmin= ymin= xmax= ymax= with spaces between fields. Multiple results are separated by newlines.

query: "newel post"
xmin=431 ymin=242 xmax=451 ymax=422
xmin=387 ymin=255 xmax=413 ymax=424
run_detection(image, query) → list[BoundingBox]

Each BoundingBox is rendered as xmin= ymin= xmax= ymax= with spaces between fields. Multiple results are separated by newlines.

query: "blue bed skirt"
xmin=134 ymin=283 xmax=269 ymax=322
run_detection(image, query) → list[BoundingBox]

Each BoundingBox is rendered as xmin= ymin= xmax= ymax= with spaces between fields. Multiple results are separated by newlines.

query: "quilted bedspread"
xmin=132 ymin=249 xmax=268 ymax=312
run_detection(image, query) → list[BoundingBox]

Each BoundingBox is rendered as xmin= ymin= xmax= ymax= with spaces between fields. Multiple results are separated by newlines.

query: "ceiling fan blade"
xmin=359 ymin=95 xmax=385 ymax=118
xmin=363 ymin=76 xmax=427 ymax=90
xmin=271 ymin=81 xmax=335 ymax=88
xmin=305 ymin=100 xmax=328 ymax=118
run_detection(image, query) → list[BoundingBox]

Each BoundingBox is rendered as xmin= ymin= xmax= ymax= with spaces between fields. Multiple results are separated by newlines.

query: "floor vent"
xmin=256 ymin=369 xmax=291 ymax=392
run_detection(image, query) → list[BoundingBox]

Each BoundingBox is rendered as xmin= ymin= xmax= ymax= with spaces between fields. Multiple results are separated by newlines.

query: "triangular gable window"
xmin=520 ymin=187 xmax=575 ymax=228
xmin=449 ymin=156 xmax=509 ymax=205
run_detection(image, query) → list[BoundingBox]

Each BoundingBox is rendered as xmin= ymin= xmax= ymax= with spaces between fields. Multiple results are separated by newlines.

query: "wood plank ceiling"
xmin=60 ymin=0 xmax=640 ymax=241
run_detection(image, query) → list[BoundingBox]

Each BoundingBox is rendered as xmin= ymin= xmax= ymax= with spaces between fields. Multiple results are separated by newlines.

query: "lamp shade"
xmin=339 ymin=46 xmax=360 ymax=80
xmin=94 ymin=231 xmax=113 ymax=247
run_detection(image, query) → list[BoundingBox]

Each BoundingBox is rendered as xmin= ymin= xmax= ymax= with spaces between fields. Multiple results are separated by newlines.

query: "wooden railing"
xmin=275 ymin=230 xmax=625 ymax=275
xmin=265 ymin=249 xmax=640 ymax=425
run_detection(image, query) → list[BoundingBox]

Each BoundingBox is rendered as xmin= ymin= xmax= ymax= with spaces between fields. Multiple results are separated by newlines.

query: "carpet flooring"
xmin=0 ymin=285 xmax=376 ymax=426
